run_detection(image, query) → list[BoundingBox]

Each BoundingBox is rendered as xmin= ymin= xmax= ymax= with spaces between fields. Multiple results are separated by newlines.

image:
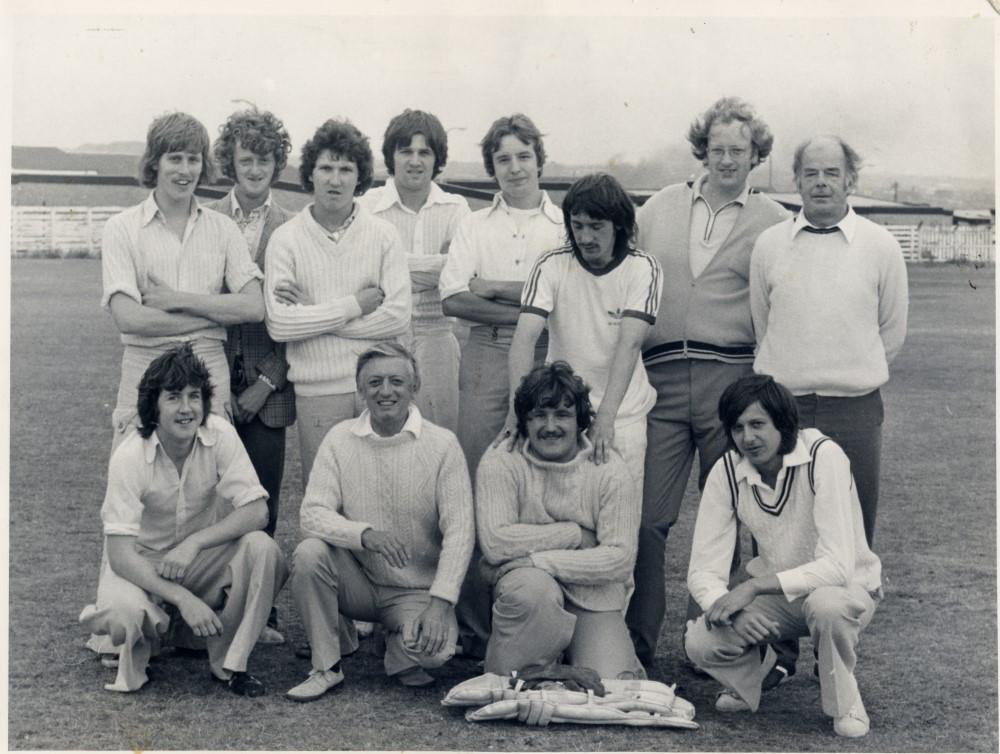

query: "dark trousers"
xmin=795 ymin=390 xmax=883 ymax=546
xmin=627 ymin=359 xmax=750 ymax=668
xmin=236 ymin=418 xmax=287 ymax=538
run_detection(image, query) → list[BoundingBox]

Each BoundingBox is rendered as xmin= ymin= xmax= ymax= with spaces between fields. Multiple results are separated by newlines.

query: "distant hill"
xmin=70 ymin=141 xmax=145 ymax=155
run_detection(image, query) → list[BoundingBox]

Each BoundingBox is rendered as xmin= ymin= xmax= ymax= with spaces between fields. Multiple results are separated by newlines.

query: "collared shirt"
xmin=101 ymin=192 xmax=263 ymax=347
xmin=229 ymin=189 xmax=272 ymax=258
xmin=439 ymin=191 xmax=565 ymax=303
xmin=101 ymin=414 xmax=268 ymax=553
xmin=350 ymin=403 xmax=423 ymax=439
xmin=318 ymin=203 xmax=359 ymax=244
xmin=791 ymin=206 xmax=856 ymax=240
xmin=360 ymin=181 xmax=471 ymax=322
xmin=750 ymin=207 xmax=909 ymax=396
xmin=688 ymin=173 xmax=751 ymax=278
xmin=687 ymin=428 xmax=882 ymax=609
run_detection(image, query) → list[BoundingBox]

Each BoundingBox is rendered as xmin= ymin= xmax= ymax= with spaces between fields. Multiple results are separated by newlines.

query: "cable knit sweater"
xmin=264 ymin=205 xmax=411 ymax=396
xmin=299 ymin=408 xmax=474 ymax=605
xmin=475 ymin=439 xmax=639 ymax=612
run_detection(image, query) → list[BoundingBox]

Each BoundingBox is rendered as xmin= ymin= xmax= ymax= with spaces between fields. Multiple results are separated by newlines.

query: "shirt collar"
xmin=732 ymin=433 xmax=812 ymax=486
xmin=141 ymin=190 xmax=201 ymax=227
xmin=351 ymin=404 xmax=423 ymax=439
xmin=521 ymin=435 xmax=594 ymax=469
xmin=372 ymin=180 xmax=464 ymax=214
xmin=489 ymin=190 xmax=562 ymax=224
xmin=306 ymin=202 xmax=359 ymax=241
xmin=229 ymin=189 xmax=272 ymax=219
xmin=691 ymin=173 xmax=751 ymax=209
xmin=143 ymin=420 xmax=217 ymax=463
xmin=793 ymin=206 xmax=857 ymax=242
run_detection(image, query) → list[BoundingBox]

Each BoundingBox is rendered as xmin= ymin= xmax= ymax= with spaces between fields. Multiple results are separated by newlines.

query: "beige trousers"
xmin=684 ymin=583 xmax=878 ymax=718
xmin=292 ymin=538 xmax=456 ymax=678
xmin=80 ymin=531 xmax=287 ymax=692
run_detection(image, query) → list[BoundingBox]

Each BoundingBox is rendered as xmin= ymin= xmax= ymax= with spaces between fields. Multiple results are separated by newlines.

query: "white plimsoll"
xmin=442 ymin=673 xmax=698 ymax=729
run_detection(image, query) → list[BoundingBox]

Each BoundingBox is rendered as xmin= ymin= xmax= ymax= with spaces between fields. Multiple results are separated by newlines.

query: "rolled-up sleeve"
xmin=439 ymin=215 xmax=479 ymax=300
xmin=100 ymin=214 xmax=141 ymax=310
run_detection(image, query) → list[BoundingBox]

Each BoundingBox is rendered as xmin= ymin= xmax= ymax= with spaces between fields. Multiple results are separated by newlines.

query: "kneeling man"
xmin=685 ymin=374 xmax=881 ymax=738
xmin=79 ymin=344 xmax=287 ymax=695
xmin=477 ymin=362 xmax=644 ymax=680
xmin=288 ymin=343 xmax=474 ymax=700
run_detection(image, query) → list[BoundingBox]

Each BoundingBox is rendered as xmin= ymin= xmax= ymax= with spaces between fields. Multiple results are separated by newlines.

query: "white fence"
xmin=10 ymin=205 xmax=998 ymax=263
xmin=11 ymin=206 xmax=123 ymax=257
xmin=886 ymin=224 xmax=996 ymax=263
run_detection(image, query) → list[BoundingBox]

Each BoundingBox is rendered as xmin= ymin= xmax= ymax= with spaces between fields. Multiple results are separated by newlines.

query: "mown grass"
xmin=8 ymin=259 xmax=997 ymax=751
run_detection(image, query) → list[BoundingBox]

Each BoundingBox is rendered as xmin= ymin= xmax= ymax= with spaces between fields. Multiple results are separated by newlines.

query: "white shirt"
xmin=439 ymin=191 xmax=565 ymax=307
xmin=360 ymin=181 xmax=471 ymax=323
xmin=521 ymin=246 xmax=662 ymax=423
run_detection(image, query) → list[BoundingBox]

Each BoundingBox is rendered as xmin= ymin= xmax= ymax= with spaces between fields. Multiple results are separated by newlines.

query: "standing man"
xmin=440 ymin=113 xmax=565 ymax=478
xmin=506 ymin=173 xmax=662 ymax=501
xmin=286 ymin=344 xmax=474 ymax=700
xmin=628 ymin=98 xmax=789 ymax=668
xmin=360 ymin=109 xmax=471 ymax=431
xmin=209 ymin=108 xmax=295 ymax=644
xmin=264 ymin=118 xmax=411 ymax=484
xmin=750 ymin=135 xmax=908 ymax=546
xmin=439 ymin=113 xmax=564 ymax=658
xmin=477 ymin=362 xmax=644 ymax=680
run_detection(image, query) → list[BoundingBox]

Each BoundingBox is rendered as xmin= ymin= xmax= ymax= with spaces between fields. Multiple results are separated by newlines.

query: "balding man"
xmin=750 ymin=135 xmax=908 ymax=548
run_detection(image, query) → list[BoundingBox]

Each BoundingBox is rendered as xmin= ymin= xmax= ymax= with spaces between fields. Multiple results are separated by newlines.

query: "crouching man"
xmin=79 ymin=344 xmax=287 ymax=696
xmin=684 ymin=374 xmax=882 ymax=738
xmin=287 ymin=343 xmax=474 ymax=701
xmin=477 ymin=362 xmax=645 ymax=680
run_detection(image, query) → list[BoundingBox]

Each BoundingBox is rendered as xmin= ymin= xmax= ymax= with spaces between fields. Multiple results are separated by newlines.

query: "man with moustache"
xmin=477 ymin=362 xmax=644 ymax=680
xmin=286 ymin=343 xmax=474 ymax=700
xmin=628 ymin=98 xmax=789 ymax=670
xmin=360 ymin=109 xmax=471 ymax=431
xmin=750 ymin=135 xmax=908 ymax=546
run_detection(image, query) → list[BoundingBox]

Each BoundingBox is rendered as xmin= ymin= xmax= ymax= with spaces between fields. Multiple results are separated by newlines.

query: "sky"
xmin=3 ymin=0 xmax=998 ymax=179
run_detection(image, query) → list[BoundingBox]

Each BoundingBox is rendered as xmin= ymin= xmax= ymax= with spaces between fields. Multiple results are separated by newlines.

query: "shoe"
xmin=834 ymin=697 xmax=870 ymax=738
xmin=218 ymin=671 xmax=267 ymax=698
xmin=257 ymin=625 xmax=285 ymax=645
xmin=761 ymin=661 xmax=795 ymax=691
xmin=100 ymin=653 xmax=119 ymax=669
xmin=354 ymin=620 xmax=375 ymax=638
xmin=286 ymin=668 xmax=345 ymax=702
xmin=715 ymin=690 xmax=751 ymax=712
xmin=396 ymin=667 xmax=435 ymax=687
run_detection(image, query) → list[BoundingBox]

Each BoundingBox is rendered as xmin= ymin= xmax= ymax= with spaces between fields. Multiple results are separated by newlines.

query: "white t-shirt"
xmin=521 ymin=245 xmax=663 ymax=423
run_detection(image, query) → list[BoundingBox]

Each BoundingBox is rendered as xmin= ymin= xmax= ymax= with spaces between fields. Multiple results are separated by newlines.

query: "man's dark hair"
xmin=480 ymin=113 xmax=546 ymax=179
xmin=136 ymin=343 xmax=214 ymax=439
xmin=299 ymin=119 xmax=374 ymax=195
xmin=382 ymin=109 xmax=449 ymax=178
xmin=513 ymin=361 xmax=594 ymax=437
xmin=214 ymin=107 xmax=292 ymax=185
xmin=717 ymin=373 xmax=799 ymax=456
xmin=562 ymin=173 xmax=636 ymax=263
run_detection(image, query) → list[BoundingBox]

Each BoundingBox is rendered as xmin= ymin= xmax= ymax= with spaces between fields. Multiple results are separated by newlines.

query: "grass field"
xmin=8 ymin=259 xmax=998 ymax=751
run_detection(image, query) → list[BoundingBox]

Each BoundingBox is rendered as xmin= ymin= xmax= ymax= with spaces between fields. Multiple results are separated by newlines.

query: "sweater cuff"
xmin=776 ymin=569 xmax=807 ymax=602
xmin=343 ymin=521 xmax=373 ymax=551
xmin=428 ymin=582 xmax=461 ymax=606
